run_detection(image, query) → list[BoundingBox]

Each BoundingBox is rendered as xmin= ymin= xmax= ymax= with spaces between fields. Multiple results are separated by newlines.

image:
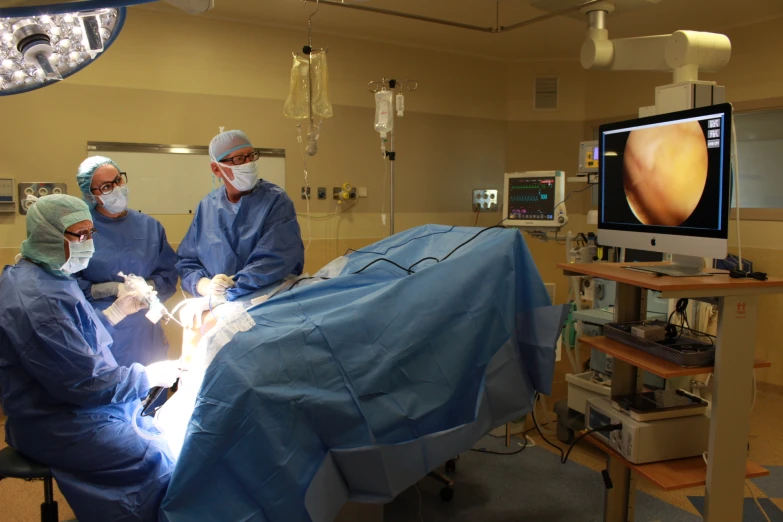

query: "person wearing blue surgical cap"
xmin=176 ymin=130 xmax=304 ymax=311
xmin=74 ymin=156 xmax=178 ymax=368
xmin=0 ymin=194 xmax=180 ymax=522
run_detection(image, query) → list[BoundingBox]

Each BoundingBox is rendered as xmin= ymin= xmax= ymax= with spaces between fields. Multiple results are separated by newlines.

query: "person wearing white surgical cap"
xmin=74 ymin=156 xmax=178 ymax=370
xmin=0 ymin=194 xmax=180 ymax=522
xmin=176 ymin=129 xmax=304 ymax=327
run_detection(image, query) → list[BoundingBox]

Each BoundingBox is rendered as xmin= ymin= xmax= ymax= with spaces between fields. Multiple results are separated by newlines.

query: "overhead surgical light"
xmin=0 ymin=0 xmax=214 ymax=96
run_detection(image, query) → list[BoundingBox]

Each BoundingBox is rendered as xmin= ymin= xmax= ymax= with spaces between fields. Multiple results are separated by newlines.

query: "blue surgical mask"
xmin=61 ymin=239 xmax=95 ymax=274
xmin=99 ymin=185 xmax=129 ymax=214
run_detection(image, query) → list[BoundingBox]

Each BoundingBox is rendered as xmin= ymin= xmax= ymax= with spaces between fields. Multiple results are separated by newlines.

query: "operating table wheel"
xmin=445 ymin=459 xmax=456 ymax=474
xmin=440 ymin=486 xmax=454 ymax=502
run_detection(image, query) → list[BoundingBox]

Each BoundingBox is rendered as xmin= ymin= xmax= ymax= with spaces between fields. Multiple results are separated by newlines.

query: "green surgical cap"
xmin=209 ymin=130 xmax=253 ymax=161
xmin=76 ymin=156 xmax=120 ymax=208
xmin=20 ymin=194 xmax=91 ymax=276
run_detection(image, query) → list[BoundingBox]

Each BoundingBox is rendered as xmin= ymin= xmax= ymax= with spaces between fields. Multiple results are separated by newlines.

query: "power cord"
xmin=470 ymin=426 xmax=538 ymax=456
xmin=531 ymin=394 xmax=621 ymax=464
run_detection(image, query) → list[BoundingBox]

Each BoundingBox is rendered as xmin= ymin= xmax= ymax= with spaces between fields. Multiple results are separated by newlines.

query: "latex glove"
xmin=103 ymin=284 xmax=151 ymax=326
xmin=145 ymin=279 xmax=156 ymax=291
xmin=91 ymin=281 xmax=120 ymax=300
xmin=145 ymin=360 xmax=181 ymax=389
xmin=197 ymin=274 xmax=235 ymax=296
xmin=179 ymin=295 xmax=227 ymax=330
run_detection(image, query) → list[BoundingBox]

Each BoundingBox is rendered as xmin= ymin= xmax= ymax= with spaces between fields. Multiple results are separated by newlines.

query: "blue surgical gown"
xmin=176 ymin=181 xmax=304 ymax=301
xmin=75 ymin=209 xmax=178 ymax=367
xmin=0 ymin=260 xmax=174 ymax=522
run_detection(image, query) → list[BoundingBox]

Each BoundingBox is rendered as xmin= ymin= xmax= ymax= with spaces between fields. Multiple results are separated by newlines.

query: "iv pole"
xmin=368 ymin=78 xmax=417 ymax=236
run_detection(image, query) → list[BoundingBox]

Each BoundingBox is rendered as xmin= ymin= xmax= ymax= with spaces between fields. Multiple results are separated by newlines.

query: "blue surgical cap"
xmin=209 ymin=130 xmax=253 ymax=161
xmin=77 ymin=156 xmax=120 ymax=208
xmin=20 ymin=194 xmax=91 ymax=276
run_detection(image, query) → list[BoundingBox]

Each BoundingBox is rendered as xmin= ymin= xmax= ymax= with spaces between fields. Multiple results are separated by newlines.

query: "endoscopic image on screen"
xmin=601 ymin=117 xmax=725 ymax=232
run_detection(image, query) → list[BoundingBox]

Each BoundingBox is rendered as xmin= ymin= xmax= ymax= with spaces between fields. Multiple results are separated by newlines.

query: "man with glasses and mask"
xmin=0 ymin=194 xmax=181 ymax=522
xmin=176 ymin=129 xmax=304 ymax=327
xmin=74 ymin=156 xmax=178 ymax=372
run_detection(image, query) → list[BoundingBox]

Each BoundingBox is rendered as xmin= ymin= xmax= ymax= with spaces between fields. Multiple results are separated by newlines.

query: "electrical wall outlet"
xmin=301 ymin=187 xmax=311 ymax=200
xmin=317 ymin=187 xmax=327 ymax=200
xmin=18 ymin=182 xmax=67 ymax=215
xmin=472 ymin=189 xmax=498 ymax=211
xmin=333 ymin=186 xmax=356 ymax=200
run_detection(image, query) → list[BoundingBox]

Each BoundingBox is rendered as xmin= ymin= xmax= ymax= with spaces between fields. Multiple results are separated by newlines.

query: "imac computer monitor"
xmin=598 ymin=103 xmax=732 ymax=260
xmin=504 ymin=171 xmax=568 ymax=229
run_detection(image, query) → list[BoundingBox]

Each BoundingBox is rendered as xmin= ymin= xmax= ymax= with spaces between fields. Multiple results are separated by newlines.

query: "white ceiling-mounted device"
xmin=528 ymin=0 xmax=663 ymax=20
xmin=0 ymin=1 xmax=214 ymax=96
xmin=577 ymin=0 xmax=731 ymax=115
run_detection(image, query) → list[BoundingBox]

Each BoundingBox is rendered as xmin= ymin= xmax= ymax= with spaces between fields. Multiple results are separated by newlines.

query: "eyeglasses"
xmin=220 ymin=151 xmax=261 ymax=166
xmin=65 ymin=228 xmax=99 ymax=242
xmin=90 ymin=172 xmax=128 ymax=196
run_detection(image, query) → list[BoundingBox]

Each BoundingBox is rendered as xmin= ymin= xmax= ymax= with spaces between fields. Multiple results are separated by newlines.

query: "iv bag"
xmin=310 ymin=50 xmax=333 ymax=119
xmin=375 ymin=90 xmax=394 ymax=135
xmin=284 ymin=53 xmax=310 ymax=120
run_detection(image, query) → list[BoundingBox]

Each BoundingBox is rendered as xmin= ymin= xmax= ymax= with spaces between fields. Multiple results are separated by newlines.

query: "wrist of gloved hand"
xmin=103 ymin=302 xmax=127 ymax=326
xmin=145 ymin=360 xmax=181 ymax=389
xmin=91 ymin=281 xmax=121 ymax=300
xmin=145 ymin=279 xmax=156 ymax=291
xmin=196 ymin=277 xmax=211 ymax=298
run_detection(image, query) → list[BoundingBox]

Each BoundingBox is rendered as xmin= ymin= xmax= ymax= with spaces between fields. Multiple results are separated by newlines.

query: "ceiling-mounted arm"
xmin=579 ymin=1 xmax=731 ymax=83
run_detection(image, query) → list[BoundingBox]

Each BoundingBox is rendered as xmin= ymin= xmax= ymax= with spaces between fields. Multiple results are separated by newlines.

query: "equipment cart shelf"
xmin=557 ymin=262 xmax=783 ymax=522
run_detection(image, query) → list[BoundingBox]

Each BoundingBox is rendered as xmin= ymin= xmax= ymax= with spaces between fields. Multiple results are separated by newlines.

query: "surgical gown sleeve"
xmin=18 ymin=296 xmax=152 ymax=408
xmin=176 ymin=205 xmax=211 ymax=297
xmin=227 ymin=196 xmax=304 ymax=300
xmin=148 ymin=223 xmax=178 ymax=302
xmin=74 ymin=272 xmax=94 ymax=301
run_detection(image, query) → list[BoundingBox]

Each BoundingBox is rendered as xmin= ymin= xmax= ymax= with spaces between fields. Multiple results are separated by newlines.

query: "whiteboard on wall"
xmin=86 ymin=142 xmax=285 ymax=215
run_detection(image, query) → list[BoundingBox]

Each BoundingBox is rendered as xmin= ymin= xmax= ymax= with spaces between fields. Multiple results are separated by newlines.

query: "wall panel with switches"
xmin=17 ymin=183 xmax=68 ymax=215
xmin=0 ymin=178 xmax=15 ymax=213
xmin=472 ymin=189 xmax=498 ymax=211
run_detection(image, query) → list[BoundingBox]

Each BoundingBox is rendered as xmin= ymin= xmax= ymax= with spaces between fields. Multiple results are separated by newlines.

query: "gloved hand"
xmin=197 ymin=274 xmax=235 ymax=297
xmin=103 ymin=284 xmax=151 ymax=326
xmin=145 ymin=360 xmax=181 ymax=389
xmin=179 ymin=295 xmax=227 ymax=330
xmin=91 ymin=281 xmax=121 ymax=300
xmin=145 ymin=279 xmax=156 ymax=291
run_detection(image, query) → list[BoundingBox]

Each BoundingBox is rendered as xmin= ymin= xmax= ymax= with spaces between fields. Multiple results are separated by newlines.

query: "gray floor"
xmin=385 ymin=435 xmax=701 ymax=522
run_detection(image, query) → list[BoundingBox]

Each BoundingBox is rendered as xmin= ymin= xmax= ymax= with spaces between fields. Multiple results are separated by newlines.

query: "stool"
xmin=0 ymin=446 xmax=59 ymax=522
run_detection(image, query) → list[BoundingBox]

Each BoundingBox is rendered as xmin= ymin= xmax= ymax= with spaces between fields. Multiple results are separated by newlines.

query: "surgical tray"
xmin=603 ymin=320 xmax=715 ymax=368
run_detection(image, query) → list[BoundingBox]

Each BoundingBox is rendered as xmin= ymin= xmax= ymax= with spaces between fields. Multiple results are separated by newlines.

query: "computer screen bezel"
xmin=597 ymin=103 xmax=733 ymax=259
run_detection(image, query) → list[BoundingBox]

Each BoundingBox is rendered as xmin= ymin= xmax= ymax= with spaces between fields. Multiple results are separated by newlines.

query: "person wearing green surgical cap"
xmin=74 ymin=156 xmax=178 ymax=370
xmin=0 ymin=194 xmax=181 ymax=522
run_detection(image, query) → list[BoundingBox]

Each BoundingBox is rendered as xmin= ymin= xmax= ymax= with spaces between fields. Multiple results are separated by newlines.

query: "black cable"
xmin=407 ymin=257 xmax=439 ymax=272
xmin=531 ymin=393 xmax=621 ymax=464
xmin=439 ymin=226 xmax=506 ymax=263
xmin=470 ymin=426 xmax=538 ymax=456
xmin=351 ymin=257 xmax=413 ymax=275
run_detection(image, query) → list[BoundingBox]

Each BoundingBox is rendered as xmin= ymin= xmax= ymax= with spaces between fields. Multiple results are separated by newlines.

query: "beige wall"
xmin=1 ymin=8 xmax=782 ymax=385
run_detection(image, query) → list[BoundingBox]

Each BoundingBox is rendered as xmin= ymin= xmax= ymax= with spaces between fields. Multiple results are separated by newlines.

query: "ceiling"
xmin=138 ymin=0 xmax=783 ymax=61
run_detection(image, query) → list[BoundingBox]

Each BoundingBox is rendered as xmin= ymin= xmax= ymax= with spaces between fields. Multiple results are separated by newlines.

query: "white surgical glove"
xmin=145 ymin=279 xmax=156 ymax=291
xmin=91 ymin=281 xmax=121 ymax=300
xmin=103 ymin=284 xmax=151 ymax=326
xmin=197 ymin=274 xmax=235 ymax=297
xmin=145 ymin=360 xmax=181 ymax=389
xmin=179 ymin=295 xmax=227 ymax=330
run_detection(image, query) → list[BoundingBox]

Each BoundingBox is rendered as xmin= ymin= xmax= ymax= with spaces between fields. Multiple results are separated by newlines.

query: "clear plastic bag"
xmin=283 ymin=53 xmax=310 ymax=120
xmin=310 ymin=50 xmax=332 ymax=119
xmin=283 ymin=51 xmax=333 ymax=120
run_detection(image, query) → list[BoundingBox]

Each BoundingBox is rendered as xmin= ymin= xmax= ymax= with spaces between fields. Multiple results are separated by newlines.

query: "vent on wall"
xmin=545 ymin=283 xmax=556 ymax=305
xmin=534 ymin=77 xmax=559 ymax=111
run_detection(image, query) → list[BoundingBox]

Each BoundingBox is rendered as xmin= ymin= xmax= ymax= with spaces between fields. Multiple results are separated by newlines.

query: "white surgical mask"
xmin=61 ymin=239 xmax=95 ymax=275
xmin=99 ymin=185 xmax=129 ymax=214
xmin=221 ymin=161 xmax=259 ymax=192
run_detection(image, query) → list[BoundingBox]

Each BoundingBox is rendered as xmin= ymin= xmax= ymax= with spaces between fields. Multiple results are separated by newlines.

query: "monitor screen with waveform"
xmin=507 ymin=176 xmax=556 ymax=220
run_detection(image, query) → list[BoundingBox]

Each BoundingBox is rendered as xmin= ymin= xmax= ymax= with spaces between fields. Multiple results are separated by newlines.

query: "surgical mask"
xmin=61 ymin=239 xmax=95 ymax=275
xmin=221 ymin=161 xmax=259 ymax=192
xmin=99 ymin=185 xmax=129 ymax=214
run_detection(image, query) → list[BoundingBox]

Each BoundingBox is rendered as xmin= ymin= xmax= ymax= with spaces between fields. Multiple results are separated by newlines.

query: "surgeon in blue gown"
xmin=74 ymin=156 xmax=178 ymax=368
xmin=0 ymin=195 xmax=181 ymax=522
xmin=176 ymin=130 xmax=304 ymax=313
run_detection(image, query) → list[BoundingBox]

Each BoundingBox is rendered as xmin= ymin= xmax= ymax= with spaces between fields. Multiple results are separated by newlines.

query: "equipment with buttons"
xmin=585 ymin=397 xmax=710 ymax=464
xmin=0 ymin=178 xmax=15 ymax=213
xmin=503 ymin=170 xmax=568 ymax=231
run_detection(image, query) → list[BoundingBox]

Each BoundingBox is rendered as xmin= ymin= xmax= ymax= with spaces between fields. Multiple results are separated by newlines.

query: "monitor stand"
xmin=623 ymin=254 xmax=713 ymax=277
